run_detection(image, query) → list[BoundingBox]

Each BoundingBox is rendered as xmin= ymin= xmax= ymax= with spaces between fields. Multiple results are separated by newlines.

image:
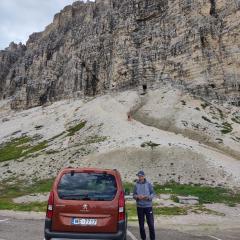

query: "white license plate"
xmin=72 ymin=218 xmax=97 ymax=226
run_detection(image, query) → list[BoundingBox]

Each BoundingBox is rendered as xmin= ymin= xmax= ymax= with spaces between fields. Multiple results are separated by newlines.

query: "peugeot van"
xmin=44 ymin=167 xmax=127 ymax=240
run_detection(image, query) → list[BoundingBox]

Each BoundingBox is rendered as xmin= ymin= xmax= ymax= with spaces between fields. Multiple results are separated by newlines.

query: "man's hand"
xmin=138 ymin=195 xmax=144 ymax=200
xmin=137 ymin=195 xmax=149 ymax=200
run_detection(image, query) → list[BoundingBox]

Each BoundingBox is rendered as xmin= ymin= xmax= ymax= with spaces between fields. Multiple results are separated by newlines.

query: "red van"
xmin=44 ymin=167 xmax=127 ymax=240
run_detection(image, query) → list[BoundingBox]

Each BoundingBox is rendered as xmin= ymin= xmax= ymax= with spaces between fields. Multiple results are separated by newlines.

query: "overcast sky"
xmin=0 ymin=0 xmax=94 ymax=50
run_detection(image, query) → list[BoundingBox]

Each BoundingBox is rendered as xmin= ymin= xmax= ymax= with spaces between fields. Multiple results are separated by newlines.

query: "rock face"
xmin=0 ymin=0 xmax=239 ymax=109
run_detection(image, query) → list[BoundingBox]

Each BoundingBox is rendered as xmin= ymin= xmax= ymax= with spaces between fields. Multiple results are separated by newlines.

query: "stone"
xmin=159 ymin=194 xmax=172 ymax=200
xmin=0 ymin=0 xmax=239 ymax=109
xmin=13 ymin=193 xmax=49 ymax=204
xmin=177 ymin=196 xmax=200 ymax=205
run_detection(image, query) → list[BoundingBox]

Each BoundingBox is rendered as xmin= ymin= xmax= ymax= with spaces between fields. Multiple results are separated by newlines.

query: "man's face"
xmin=138 ymin=175 xmax=145 ymax=182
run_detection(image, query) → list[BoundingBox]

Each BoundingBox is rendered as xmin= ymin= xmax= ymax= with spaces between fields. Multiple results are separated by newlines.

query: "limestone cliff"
xmin=0 ymin=0 xmax=239 ymax=109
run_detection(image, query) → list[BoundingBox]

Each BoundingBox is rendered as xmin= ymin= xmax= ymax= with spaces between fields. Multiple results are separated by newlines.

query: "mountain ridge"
xmin=0 ymin=0 xmax=239 ymax=109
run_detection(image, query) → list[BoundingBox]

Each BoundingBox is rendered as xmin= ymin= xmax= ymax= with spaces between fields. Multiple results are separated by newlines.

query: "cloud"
xmin=0 ymin=0 xmax=94 ymax=50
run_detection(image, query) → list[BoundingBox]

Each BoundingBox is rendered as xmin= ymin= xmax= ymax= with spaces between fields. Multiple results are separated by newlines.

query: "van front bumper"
xmin=44 ymin=219 xmax=127 ymax=240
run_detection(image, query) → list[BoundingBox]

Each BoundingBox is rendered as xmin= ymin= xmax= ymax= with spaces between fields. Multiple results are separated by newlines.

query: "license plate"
xmin=72 ymin=218 xmax=97 ymax=226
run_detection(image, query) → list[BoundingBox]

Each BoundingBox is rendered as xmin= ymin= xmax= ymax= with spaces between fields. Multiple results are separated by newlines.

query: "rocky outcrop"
xmin=0 ymin=0 xmax=239 ymax=109
xmin=0 ymin=42 xmax=26 ymax=101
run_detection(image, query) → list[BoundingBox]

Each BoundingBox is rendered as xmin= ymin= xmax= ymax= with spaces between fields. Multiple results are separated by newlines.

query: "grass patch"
xmin=232 ymin=117 xmax=240 ymax=124
xmin=24 ymin=141 xmax=48 ymax=155
xmin=141 ymin=141 xmax=160 ymax=149
xmin=124 ymin=182 xmax=135 ymax=195
xmin=202 ymin=116 xmax=213 ymax=123
xmin=221 ymin=122 xmax=233 ymax=134
xmin=46 ymin=150 xmax=60 ymax=155
xmin=154 ymin=182 xmax=240 ymax=204
xmin=227 ymin=202 xmax=237 ymax=207
xmin=34 ymin=125 xmax=43 ymax=130
xmin=171 ymin=195 xmax=179 ymax=203
xmin=0 ymin=199 xmax=47 ymax=212
xmin=190 ymin=205 xmax=225 ymax=216
xmin=67 ymin=121 xmax=87 ymax=137
xmin=126 ymin=203 xmax=187 ymax=221
xmin=180 ymin=100 xmax=186 ymax=106
xmin=0 ymin=136 xmax=31 ymax=162
xmin=0 ymin=178 xmax=54 ymax=212
xmin=0 ymin=178 xmax=54 ymax=198
xmin=49 ymin=132 xmax=66 ymax=141
xmin=216 ymin=138 xmax=223 ymax=144
xmin=155 ymin=206 xmax=187 ymax=215
xmin=84 ymin=135 xmax=108 ymax=144
xmin=121 ymin=182 xmax=240 ymax=205
xmin=0 ymin=136 xmax=48 ymax=162
xmin=216 ymin=108 xmax=224 ymax=119
xmin=201 ymin=102 xmax=210 ymax=109
xmin=26 ymin=178 xmax=54 ymax=194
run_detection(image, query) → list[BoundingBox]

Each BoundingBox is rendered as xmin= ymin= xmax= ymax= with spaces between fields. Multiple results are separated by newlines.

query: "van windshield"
xmin=57 ymin=172 xmax=117 ymax=201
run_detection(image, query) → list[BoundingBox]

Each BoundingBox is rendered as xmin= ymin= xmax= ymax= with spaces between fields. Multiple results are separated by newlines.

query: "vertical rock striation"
xmin=0 ymin=0 xmax=239 ymax=109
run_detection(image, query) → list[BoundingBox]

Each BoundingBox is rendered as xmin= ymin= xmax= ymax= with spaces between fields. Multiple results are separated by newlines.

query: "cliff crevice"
xmin=0 ymin=0 xmax=239 ymax=109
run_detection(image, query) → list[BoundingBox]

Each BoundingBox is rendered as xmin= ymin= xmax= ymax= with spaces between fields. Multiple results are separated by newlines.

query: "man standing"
xmin=133 ymin=171 xmax=155 ymax=240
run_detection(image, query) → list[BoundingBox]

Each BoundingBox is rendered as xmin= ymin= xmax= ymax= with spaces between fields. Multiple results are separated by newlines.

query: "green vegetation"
xmin=46 ymin=150 xmax=60 ymax=155
xmin=0 ymin=178 xmax=54 ymax=198
xmin=49 ymin=132 xmax=66 ymax=141
xmin=216 ymin=138 xmax=223 ymax=144
xmin=195 ymin=107 xmax=201 ymax=111
xmin=124 ymin=182 xmax=135 ymax=195
xmin=171 ymin=195 xmax=179 ymax=203
xmin=1 ymin=179 xmax=240 ymax=213
xmin=126 ymin=203 xmax=187 ymax=221
xmin=154 ymin=206 xmax=187 ymax=215
xmin=141 ymin=141 xmax=160 ymax=149
xmin=227 ymin=202 xmax=237 ymax=207
xmin=25 ymin=141 xmax=48 ymax=155
xmin=67 ymin=121 xmax=87 ymax=136
xmin=0 ymin=199 xmax=46 ymax=212
xmin=221 ymin=122 xmax=233 ymax=134
xmin=216 ymin=107 xmax=224 ymax=119
xmin=26 ymin=178 xmax=54 ymax=193
xmin=34 ymin=125 xmax=43 ymax=130
xmin=154 ymin=182 xmax=240 ymax=205
xmin=0 ymin=136 xmax=31 ymax=162
xmin=124 ymin=181 xmax=240 ymax=205
xmin=190 ymin=205 xmax=225 ymax=216
xmin=232 ymin=116 xmax=240 ymax=124
xmin=231 ymin=136 xmax=240 ymax=143
xmin=0 ymin=136 xmax=48 ymax=162
xmin=201 ymin=102 xmax=210 ymax=109
xmin=180 ymin=100 xmax=186 ymax=106
xmin=126 ymin=203 xmax=138 ymax=221
xmin=85 ymin=135 xmax=108 ymax=144
xmin=202 ymin=116 xmax=213 ymax=123
xmin=0 ymin=178 xmax=54 ymax=212
xmin=126 ymin=202 xmax=224 ymax=221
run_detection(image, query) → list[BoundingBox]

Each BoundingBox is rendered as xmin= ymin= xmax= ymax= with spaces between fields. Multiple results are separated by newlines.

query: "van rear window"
xmin=57 ymin=172 xmax=117 ymax=201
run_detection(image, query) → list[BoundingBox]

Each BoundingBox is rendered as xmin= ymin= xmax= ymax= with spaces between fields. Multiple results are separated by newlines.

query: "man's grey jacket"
xmin=133 ymin=179 xmax=155 ymax=208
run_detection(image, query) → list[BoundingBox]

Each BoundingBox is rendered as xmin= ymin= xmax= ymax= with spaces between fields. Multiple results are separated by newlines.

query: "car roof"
xmin=59 ymin=167 xmax=120 ymax=175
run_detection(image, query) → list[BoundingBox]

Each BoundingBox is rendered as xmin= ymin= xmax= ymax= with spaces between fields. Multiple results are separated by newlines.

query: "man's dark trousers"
xmin=137 ymin=207 xmax=155 ymax=240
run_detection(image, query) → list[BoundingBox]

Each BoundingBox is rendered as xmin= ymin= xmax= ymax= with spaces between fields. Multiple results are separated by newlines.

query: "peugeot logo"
xmin=82 ymin=204 xmax=89 ymax=211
